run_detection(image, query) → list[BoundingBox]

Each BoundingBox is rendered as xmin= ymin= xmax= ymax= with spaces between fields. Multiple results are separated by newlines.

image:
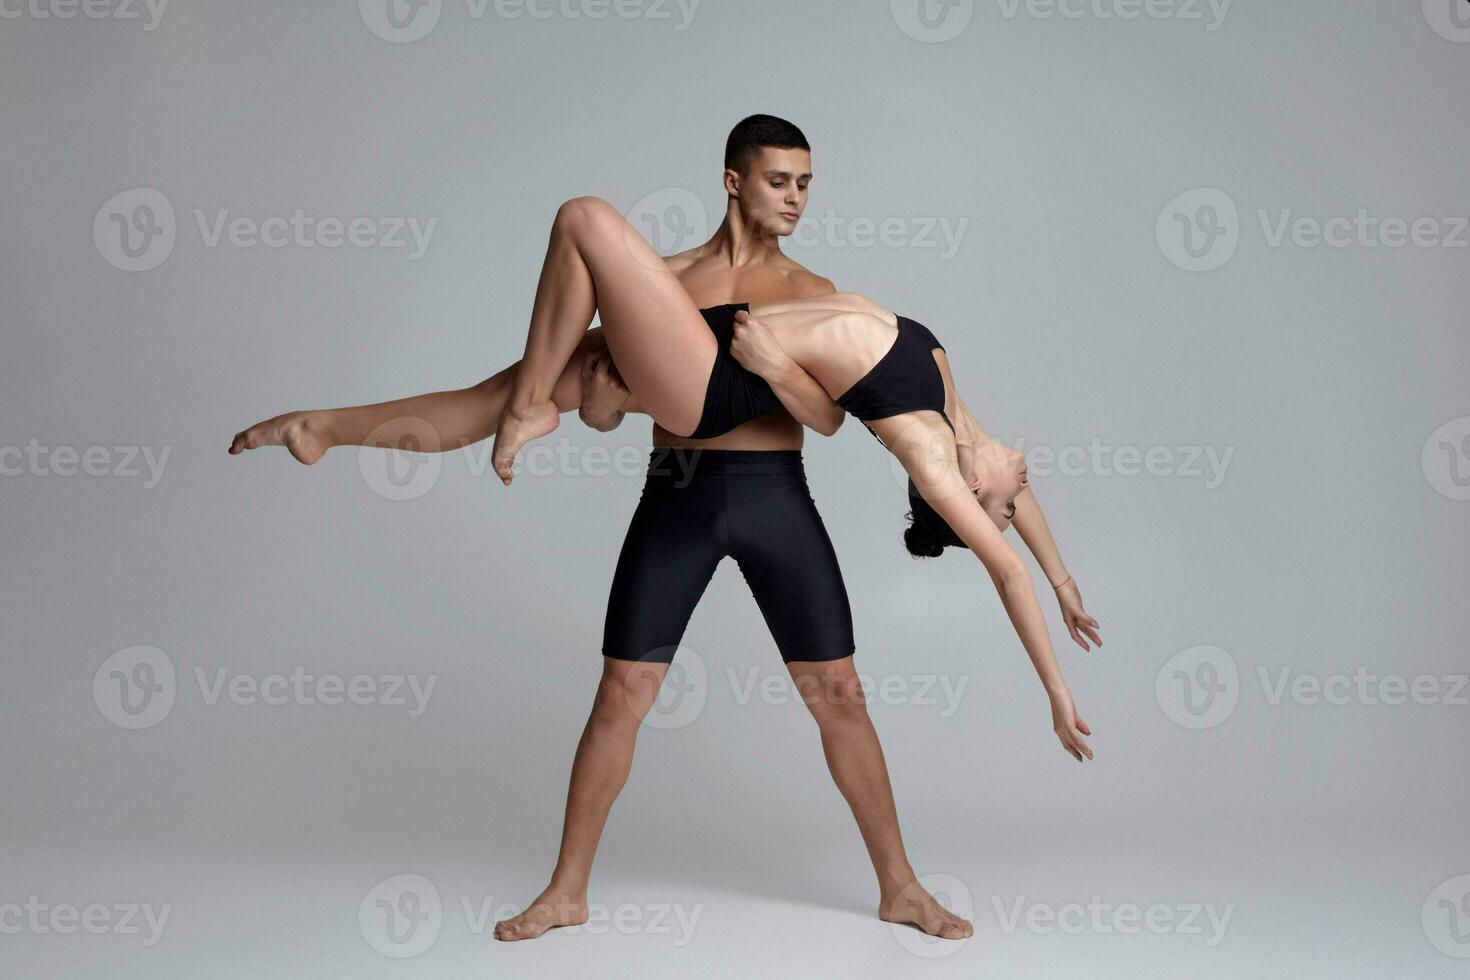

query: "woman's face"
xmin=964 ymin=438 xmax=1028 ymax=531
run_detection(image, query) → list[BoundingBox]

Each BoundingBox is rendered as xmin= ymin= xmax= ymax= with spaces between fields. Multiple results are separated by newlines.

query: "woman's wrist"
xmin=1048 ymin=572 xmax=1072 ymax=590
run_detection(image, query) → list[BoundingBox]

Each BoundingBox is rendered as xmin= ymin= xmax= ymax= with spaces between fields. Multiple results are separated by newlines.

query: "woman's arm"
xmin=1010 ymin=489 xmax=1102 ymax=651
xmin=881 ymin=416 xmax=1093 ymax=762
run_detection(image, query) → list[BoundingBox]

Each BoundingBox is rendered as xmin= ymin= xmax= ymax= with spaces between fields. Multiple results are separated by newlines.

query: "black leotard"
xmin=687 ymin=303 xmax=783 ymax=439
xmin=687 ymin=306 xmax=950 ymax=439
xmin=835 ymin=315 xmax=951 ymax=431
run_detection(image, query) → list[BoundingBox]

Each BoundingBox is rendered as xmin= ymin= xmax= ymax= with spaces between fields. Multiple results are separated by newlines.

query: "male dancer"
xmin=493 ymin=115 xmax=971 ymax=941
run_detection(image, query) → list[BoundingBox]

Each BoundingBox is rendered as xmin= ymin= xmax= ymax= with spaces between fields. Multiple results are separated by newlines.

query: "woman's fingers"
xmin=1075 ymin=714 xmax=1091 ymax=736
xmin=1082 ymin=624 xmax=1102 ymax=647
xmin=1068 ymin=623 xmax=1089 ymax=651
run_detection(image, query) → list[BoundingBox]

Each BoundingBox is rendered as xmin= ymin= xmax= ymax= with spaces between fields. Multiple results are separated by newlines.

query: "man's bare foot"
xmin=879 ymin=879 xmax=974 ymax=940
xmin=493 ymin=889 xmax=588 ymax=942
xmin=490 ymin=401 xmax=559 ymax=485
xmin=228 ymin=412 xmax=331 ymax=465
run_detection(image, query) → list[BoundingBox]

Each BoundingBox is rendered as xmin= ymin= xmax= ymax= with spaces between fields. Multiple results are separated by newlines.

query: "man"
xmin=493 ymin=115 xmax=972 ymax=942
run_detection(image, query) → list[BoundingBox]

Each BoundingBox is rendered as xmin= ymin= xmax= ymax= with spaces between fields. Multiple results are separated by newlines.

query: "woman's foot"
xmin=879 ymin=879 xmax=974 ymax=940
xmin=493 ymin=888 xmax=589 ymax=942
xmin=228 ymin=412 xmax=331 ymax=465
xmin=490 ymin=401 xmax=560 ymax=485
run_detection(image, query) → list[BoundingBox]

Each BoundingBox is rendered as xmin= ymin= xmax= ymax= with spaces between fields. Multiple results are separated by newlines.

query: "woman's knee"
xmin=555 ymin=196 xmax=620 ymax=235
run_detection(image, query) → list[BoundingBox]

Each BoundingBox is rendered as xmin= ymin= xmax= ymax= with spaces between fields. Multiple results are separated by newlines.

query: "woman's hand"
xmin=579 ymin=347 xmax=630 ymax=430
xmin=1049 ymin=687 xmax=1094 ymax=762
xmin=1054 ymin=578 xmax=1101 ymax=651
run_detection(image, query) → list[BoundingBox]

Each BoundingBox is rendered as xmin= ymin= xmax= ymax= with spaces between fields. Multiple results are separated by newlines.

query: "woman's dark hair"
xmin=903 ymin=479 xmax=965 ymax=558
xmin=725 ymin=114 xmax=810 ymax=177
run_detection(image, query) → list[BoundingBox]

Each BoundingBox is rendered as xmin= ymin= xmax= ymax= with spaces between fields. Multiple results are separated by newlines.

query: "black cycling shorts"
xmin=602 ymin=449 xmax=855 ymax=664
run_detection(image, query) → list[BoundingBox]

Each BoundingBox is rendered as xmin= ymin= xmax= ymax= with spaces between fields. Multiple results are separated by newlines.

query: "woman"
xmin=231 ymin=195 xmax=1101 ymax=761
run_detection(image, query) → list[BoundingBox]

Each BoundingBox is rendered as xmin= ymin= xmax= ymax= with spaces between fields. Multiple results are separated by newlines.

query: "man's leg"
xmin=729 ymin=456 xmax=972 ymax=939
xmin=494 ymin=656 xmax=669 ymax=942
xmin=496 ymin=451 xmax=723 ymax=941
xmin=786 ymin=657 xmax=973 ymax=940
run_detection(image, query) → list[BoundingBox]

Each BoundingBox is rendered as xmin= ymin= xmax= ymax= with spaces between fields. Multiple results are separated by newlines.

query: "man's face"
xmin=733 ymin=146 xmax=812 ymax=236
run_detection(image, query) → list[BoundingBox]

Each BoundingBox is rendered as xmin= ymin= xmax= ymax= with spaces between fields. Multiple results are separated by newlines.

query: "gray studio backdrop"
xmin=3 ymin=1 xmax=1467 ymax=977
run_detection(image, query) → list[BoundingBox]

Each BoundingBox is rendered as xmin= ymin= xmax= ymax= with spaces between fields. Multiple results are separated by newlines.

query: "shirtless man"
xmin=493 ymin=115 xmax=969 ymax=942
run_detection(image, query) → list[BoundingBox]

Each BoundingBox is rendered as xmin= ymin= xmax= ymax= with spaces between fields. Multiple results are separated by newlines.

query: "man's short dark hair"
xmin=725 ymin=114 xmax=811 ymax=177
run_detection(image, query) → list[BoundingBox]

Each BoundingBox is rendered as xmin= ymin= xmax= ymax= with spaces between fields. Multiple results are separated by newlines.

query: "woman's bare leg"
xmin=490 ymin=196 xmax=718 ymax=485
xmin=228 ymin=332 xmax=640 ymax=462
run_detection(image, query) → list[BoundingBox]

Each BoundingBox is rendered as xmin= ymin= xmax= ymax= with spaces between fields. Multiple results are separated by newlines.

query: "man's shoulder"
xmin=780 ymin=262 xmax=838 ymax=297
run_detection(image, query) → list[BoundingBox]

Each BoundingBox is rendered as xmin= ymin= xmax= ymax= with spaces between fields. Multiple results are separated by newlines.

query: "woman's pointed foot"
xmin=228 ymin=412 xmax=330 ymax=465
xmin=490 ymin=401 xmax=559 ymax=485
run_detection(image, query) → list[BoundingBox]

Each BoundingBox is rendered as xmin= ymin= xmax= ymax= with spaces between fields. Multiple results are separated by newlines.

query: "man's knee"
xmin=792 ymin=667 xmax=869 ymax=727
xmin=590 ymin=660 xmax=667 ymax=728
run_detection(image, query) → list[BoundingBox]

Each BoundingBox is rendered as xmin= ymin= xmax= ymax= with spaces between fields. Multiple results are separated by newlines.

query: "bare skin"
xmin=231 ymin=149 xmax=974 ymax=942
